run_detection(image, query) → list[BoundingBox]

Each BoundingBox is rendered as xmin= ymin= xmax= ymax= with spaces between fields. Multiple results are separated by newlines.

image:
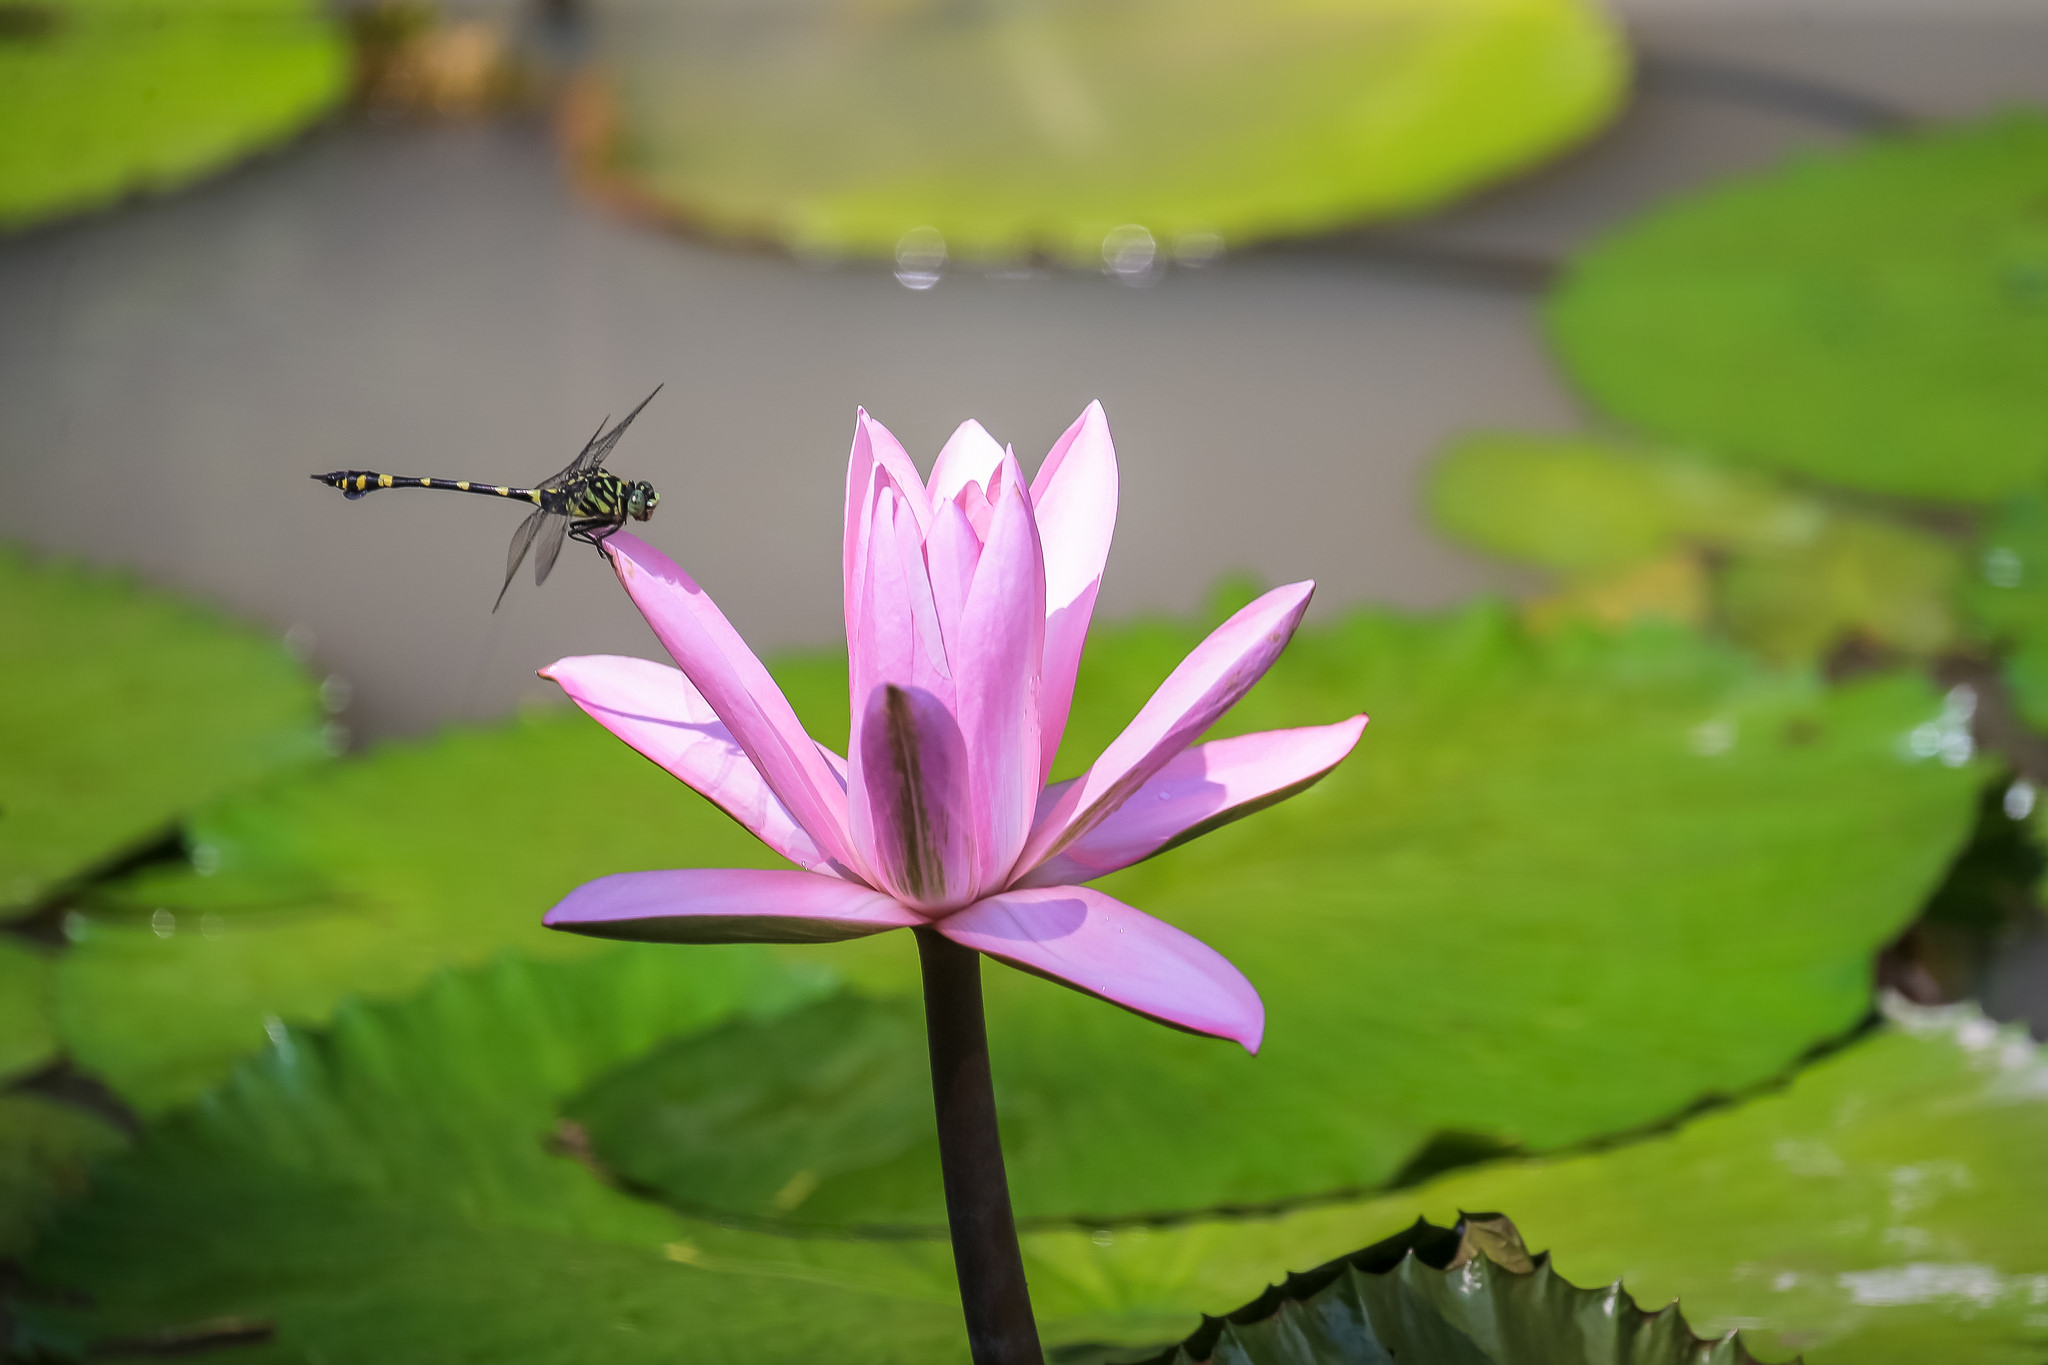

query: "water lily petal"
xmin=1016 ymin=716 xmax=1368 ymax=888
xmin=1029 ymin=401 xmax=1118 ymax=784
xmin=605 ymin=532 xmax=861 ymax=877
xmin=541 ymin=654 xmax=837 ymax=874
xmin=856 ymin=683 xmax=977 ymax=910
xmin=844 ymin=410 xmax=929 ymax=639
xmin=925 ymin=496 xmax=982 ymax=654
xmin=1018 ymin=580 xmax=1315 ymax=874
xmin=546 ymin=868 xmax=922 ymax=944
xmin=937 ymin=886 xmax=1264 ymax=1052
xmin=955 ymin=452 xmax=1046 ymax=890
xmin=928 ymin=419 xmax=1009 ymax=507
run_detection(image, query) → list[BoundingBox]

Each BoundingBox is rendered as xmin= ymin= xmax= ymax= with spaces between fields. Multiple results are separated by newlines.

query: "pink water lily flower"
xmin=540 ymin=403 xmax=1366 ymax=1053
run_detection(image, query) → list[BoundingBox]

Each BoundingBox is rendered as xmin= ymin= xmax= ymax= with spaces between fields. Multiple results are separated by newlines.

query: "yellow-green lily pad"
xmin=0 ymin=0 xmax=348 ymax=231
xmin=598 ymin=0 xmax=1626 ymax=263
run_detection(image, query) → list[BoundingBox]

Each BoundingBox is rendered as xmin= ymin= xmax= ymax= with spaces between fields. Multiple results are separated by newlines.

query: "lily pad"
xmin=1141 ymin=1214 xmax=1768 ymax=1365
xmin=54 ymin=687 xmax=843 ymax=1114
xmin=0 ymin=936 xmax=58 ymax=1085
xmin=1548 ymin=113 xmax=2048 ymax=503
xmin=27 ymin=949 xmax=2045 ymax=1364
xmin=0 ymin=546 xmax=329 ymax=919
xmin=1428 ymin=433 xmax=1966 ymax=664
xmin=21 ymin=952 xmax=965 ymax=1365
xmin=0 ymin=0 xmax=349 ymax=231
xmin=775 ymin=605 xmax=1981 ymax=1223
xmin=59 ymin=602 xmax=1981 ymax=1218
xmin=1042 ymin=1002 xmax=2048 ymax=1365
xmin=1965 ymin=494 xmax=2048 ymax=733
xmin=596 ymin=0 xmax=1626 ymax=263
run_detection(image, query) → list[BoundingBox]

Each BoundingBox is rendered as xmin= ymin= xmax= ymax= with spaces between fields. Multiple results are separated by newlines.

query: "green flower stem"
xmin=916 ymin=928 xmax=1044 ymax=1365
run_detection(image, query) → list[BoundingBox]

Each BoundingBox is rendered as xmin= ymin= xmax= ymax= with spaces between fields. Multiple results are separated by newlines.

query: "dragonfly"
xmin=313 ymin=388 xmax=662 ymax=610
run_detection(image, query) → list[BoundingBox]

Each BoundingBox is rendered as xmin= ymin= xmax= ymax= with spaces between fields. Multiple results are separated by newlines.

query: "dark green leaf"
xmin=1549 ymin=113 xmax=2048 ymax=503
xmin=0 ymin=936 xmax=57 ymax=1085
xmin=602 ymin=0 xmax=1625 ymax=263
xmin=1142 ymin=1215 xmax=1767 ymax=1365
xmin=0 ymin=546 xmax=329 ymax=919
xmin=0 ymin=1094 xmax=125 ymax=1260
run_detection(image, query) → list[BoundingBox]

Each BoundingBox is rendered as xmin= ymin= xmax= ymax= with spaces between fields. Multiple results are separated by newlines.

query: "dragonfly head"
xmin=626 ymin=481 xmax=659 ymax=522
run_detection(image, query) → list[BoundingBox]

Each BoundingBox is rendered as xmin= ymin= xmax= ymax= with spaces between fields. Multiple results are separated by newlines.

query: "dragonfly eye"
xmin=630 ymin=483 xmax=659 ymax=520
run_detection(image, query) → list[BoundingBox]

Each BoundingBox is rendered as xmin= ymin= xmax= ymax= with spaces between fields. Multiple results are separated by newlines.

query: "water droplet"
xmin=320 ymin=673 xmax=353 ymax=714
xmin=1090 ymin=1228 xmax=1115 ymax=1247
xmin=2005 ymin=780 xmax=2036 ymax=821
xmin=1102 ymin=224 xmax=1158 ymax=283
xmin=1984 ymin=546 xmax=2024 ymax=589
xmin=894 ymin=227 xmax=945 ymax=291
xmin=151 ymin=908 xmax=175 ymax=939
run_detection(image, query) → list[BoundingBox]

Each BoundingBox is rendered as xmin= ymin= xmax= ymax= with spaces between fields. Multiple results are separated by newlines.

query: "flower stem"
xmin=916 ymin=928 xmax=1045 ymax=1365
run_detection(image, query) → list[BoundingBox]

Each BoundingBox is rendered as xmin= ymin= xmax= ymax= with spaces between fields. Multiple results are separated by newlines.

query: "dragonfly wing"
xmin=533 ymin=510 xmax=572 ymax=586
xmin=495 ymin=507 xmax=548 ymax=612
xmin=577 ymin=384 xmax=662 ymax=475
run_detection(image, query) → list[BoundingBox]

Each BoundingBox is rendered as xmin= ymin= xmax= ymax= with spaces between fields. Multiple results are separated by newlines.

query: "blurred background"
xmin=5 ymin=1 xmax=2048 ymax=1361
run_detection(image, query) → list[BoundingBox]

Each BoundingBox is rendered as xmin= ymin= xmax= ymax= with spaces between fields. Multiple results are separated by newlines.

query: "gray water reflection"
xmin=2 ymin=8 xmax=2045 ymax=742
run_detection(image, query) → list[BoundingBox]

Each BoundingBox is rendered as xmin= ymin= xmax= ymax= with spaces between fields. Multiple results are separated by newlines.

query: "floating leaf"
xmin=1139 ymin=1214 xmax=1766 ymax=1365
xmin=1965 ymin=494 xmax=2048 ymax=732
xmin=556 ymin=605 xmax=1982 ymax=1228
xmin=58 ymin=601 xmax=1981 ymax=1220
xmin=0 ymin=936 xmax=58 ymax=1085
xmin=0 ymin=546 xmax=328 ymax=919
xmin=28 ymin=950 xmax=2045 ymax=1364
xmin=0 ymin=0 xmax=349 ymax=230
xmin=0 ymin=1094 xmax=125 ymax=1261
xmin=54 ymin=688 xmax=842 ymax=1114
xmin=1428 ymin=434 xmax=1965 ymax=664
xmin=594 ymin=0 xmax=1626 ymax=263
xmin=1033 ymin=1002 xmax=2048 ymax=1365
xmin=1549 ymin=113 xmax=2048 ymax=503
xmin=566 ymin=994 xmax=941 ymax=1226
xmin=21 ymin=952 xmax=965 ymax=1364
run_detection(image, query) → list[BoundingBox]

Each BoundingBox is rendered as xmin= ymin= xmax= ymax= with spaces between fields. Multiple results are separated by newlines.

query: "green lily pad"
xmin=1548 ymin=113 xmax=2048 ymax=504
xmin=0 ymin=936 xmax=58 ymax=1085
xmin=53 ymin=687 xmax=844 ymax=1115
xmin=28 ymin=945 xmax=2045 ymax=1364
xmin=0 ymin=1094 xmax=125 ymax=1261
xmin=21 ymin=951 xmax=965 ymax=1365
xmin=776 ymin=605 xmax=1981 ymax=1224
xmin=1141 ymin=1214 xmax=1768 ymax=1365
xmin=60 ymin=602 xmax=1980 ymax=1219
xmin=601 ymin=0 xmax=1626 ymax=263
xmin=1040 ymin=1002 xmax=2048 ymax=1365
xmin=0 ymin=546 xmax=329 ymax=919
xmin=0 ymin=0 xmax=348 ymax=231
xmin=1427 ymin=433 xmax=1966 ymax=664
xmin=1965 ymin=493 xmax=2048 ymax=733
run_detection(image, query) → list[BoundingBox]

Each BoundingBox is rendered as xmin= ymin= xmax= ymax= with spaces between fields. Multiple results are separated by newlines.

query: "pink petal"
xmin=546 ymin=868 xmax=922 ymax=944
xmin=937 ymin=886 xmax=1264 ymax=1052
xmin=1018 ymin=581 xmax=1315 ymax=875
xmin=1016 ymin=716 xmax=1368 ymax=888
xmin=855 ymin=683 xmax=977 ymax=910
xmin=928 ymin=419 xmax=1008 ymax=507
xmin=843 ymin=410 xmax=930 ymax=638
xmin=954 ymin=452 xmax=1046 ymax=890
xmin=925 ymin=496 xmax=982 ymax=656
xmin=605 ymin=532 xmax=861 ymax=878
xmin=1029 ymin=402 xmax=1118 ymax=784
xmin=541 ymin=654 xmax=838 ymax=874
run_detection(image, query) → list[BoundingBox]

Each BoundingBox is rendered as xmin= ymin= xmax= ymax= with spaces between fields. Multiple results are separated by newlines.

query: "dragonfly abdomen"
xmin=311 ymin=471 xmax=544 ymax=504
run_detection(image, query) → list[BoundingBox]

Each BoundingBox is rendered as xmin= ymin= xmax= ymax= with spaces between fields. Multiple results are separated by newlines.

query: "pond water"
xmin=1 ymin=6 xmax=2045 ymax=742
